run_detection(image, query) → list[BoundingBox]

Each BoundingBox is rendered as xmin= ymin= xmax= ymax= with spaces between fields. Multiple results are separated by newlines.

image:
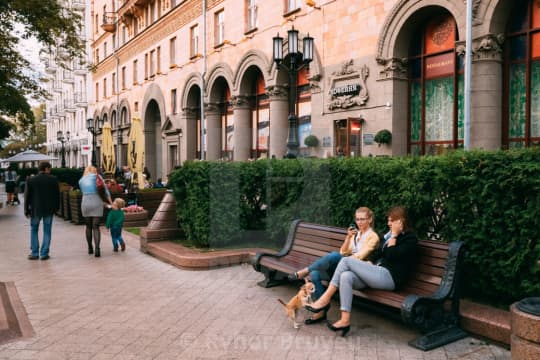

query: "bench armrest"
xmin=252 ymin=219 xmax=302 ymax=272
xmin=401 ymin=241 xmax=466 ymax=330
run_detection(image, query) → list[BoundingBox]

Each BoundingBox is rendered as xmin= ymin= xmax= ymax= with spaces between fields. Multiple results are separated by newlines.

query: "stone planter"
xmin=136 ymin=190 xmax=167 ymax=219
xmin=69 ymin=192 xmax=84 ymax=225
xmin=56 ymin=192 xmax=64 ymax=218
xmin=62 ymin=191 xmax=71 ymax=221
xmin=123 ymin=210 xmax=149 ymax=228
xmin=511 ymin=298 xmax=540 ymax=360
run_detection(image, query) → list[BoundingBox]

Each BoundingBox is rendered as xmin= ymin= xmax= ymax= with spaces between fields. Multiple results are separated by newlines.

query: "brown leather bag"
xmin=96 ymin=175 xmax=109 ymax=203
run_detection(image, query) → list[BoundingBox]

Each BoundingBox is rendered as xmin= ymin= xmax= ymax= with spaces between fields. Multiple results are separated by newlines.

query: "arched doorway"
xmin=144 ymin=100 xmax=162 ymax=182
xmin=185 ymin=85 xmax=201 ymax=160
xmin=237 ymin=65 xmax=267 ymax=159
xmin=408 ymin=10 xmax=463 ymax=155
xmin=207 ymin=77 xmax=231 ymax=160
xmin=504 ymin=0 xmax=540 ymax=148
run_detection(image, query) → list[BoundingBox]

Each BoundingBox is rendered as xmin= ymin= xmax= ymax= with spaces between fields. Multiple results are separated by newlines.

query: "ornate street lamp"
xmin=57 ymin=130 xmax=70 ymax=168
xmin=87 ymin=118 xmax=103 ymax=167
xmin=273 ymin=27 xmax=314 ymax=158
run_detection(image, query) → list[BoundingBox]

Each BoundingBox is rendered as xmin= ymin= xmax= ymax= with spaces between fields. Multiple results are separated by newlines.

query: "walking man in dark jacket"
xmin=24 ymin=162 xmax=60 ymax=260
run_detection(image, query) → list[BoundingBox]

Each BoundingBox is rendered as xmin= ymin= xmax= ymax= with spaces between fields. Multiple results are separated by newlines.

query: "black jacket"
xmin=24 ymin=173 xmax=60 ymax=217
xmin=374 ymin=231 xmax=418 ymax=289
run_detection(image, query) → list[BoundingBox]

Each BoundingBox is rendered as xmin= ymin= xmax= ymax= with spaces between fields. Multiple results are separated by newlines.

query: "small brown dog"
xmin=278 ymin=279 xmax=315 ymax=328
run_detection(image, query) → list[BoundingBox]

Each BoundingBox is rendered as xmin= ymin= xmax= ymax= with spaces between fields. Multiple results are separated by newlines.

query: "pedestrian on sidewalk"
xmin=3 ymin=164 xmax=18 ymax=206
xmin=106 ymin=197 xmax=126 ymax=252
xmin=79 ymin=166 xmax=112 ymax=257
xmin=23 ymin=161 xmax=60 ymax=260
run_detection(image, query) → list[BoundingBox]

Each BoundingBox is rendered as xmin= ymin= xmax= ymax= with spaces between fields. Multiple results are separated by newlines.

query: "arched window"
xmin=408 ymin=13 xmax=463 ymax=155
xmin=504 ymin=0 xmax=540 ymax=148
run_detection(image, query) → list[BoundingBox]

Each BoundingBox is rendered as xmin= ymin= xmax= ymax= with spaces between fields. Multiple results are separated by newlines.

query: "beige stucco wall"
xmin=89 ymin=0 xmax=513 ymax=174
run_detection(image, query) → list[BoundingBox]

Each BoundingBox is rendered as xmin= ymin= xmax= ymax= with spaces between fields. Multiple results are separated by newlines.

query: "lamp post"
xmin=57 ymin=130 xmax=70 ymax=168
xmin=87 ymin=118 xmax=103 ymax=167
xmin=272 ymin=27 xmax=314 ymax=158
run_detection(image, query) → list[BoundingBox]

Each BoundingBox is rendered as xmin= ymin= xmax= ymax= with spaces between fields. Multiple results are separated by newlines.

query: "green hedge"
xmin=168 ymin=149 xmax=540 ymax=305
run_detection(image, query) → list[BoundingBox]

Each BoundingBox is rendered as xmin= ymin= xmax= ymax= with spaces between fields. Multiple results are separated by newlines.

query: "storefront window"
xmin=505 ymin=0 xmax=540 ymax=147
xmin=408 ymin=13 xmax=462 ymax=155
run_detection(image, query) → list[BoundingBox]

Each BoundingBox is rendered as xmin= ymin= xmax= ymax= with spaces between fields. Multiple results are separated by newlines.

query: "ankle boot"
xmin=94 ymin=248 xmax=101 ymax=257
xmin=87 ymin=240 xmax=94 ymax=254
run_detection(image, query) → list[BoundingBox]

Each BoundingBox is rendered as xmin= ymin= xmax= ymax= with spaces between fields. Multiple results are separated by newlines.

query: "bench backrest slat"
xmin=291 ymin=223 xmax=451 ymax=296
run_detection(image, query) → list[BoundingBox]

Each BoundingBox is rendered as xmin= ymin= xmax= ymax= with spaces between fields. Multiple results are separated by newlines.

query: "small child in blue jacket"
xmin=106 ymin=198 xmax=126 ymax=252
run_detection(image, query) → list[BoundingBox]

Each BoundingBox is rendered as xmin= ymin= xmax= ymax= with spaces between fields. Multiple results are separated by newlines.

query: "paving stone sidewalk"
xmin=0 ymin=186 xmax=509 ymax=359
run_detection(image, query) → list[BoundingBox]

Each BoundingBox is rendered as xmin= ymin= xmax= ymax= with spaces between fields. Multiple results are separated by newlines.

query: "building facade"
xmin=42 ymin=0 xmax=92 ymax=168
xmin=88 ymin=0 xmax=539 ymax=181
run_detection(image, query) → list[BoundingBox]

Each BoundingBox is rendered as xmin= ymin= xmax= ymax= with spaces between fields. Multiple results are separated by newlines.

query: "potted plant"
xmin=374 ymin=129 xmax=392 ymax=146
xmin=304 ymin=134 xmax=319 ymax=148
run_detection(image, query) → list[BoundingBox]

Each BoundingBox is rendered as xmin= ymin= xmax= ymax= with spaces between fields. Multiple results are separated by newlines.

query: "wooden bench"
xmin=252 ymin=219 xmax=468 ymax=350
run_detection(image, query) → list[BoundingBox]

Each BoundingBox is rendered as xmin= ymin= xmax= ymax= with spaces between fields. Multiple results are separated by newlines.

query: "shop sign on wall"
xmin=363 ymin=133 xmax=374 ymax=145
xmin=328 ymin=59 xmax=370 ymax=111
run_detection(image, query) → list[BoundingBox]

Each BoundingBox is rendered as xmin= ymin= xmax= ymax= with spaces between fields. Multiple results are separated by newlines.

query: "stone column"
xmin=376 ymin=57 xmax=409 ymax=156
xmin=458 ymin=34 xmax=503 ymax=150
xmin=205 ymin=103 xmax=222 ymax=160
xmin=267 ymin=85 xmax=289 ymax=159
xmin=180 ymin=107 xmax=197 ymax=161
xmin=231 ymin=95 xmax=251 ymax=161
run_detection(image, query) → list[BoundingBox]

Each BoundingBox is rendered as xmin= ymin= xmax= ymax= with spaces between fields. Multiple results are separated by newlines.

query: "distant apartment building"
xmin=40 ymin=0 xmax=92 ymax=168
xmin=90 ymin=0 xmax=540 ymax=181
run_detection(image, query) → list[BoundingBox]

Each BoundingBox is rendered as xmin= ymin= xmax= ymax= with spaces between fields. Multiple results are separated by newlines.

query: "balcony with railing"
xmin=71 ymin=0 xmax=85 ymax=10
xmin=53 ymin=80 xmax=63 ymax=93
xmin=74 ymin=92 xmax=88 ymax=107
xmin=57 ymin=103 xmax=65 ymax=116
xmin=102 ymin=12 xmax=117 ymax=33
xmin=45 ymin=59 xmax=57 ymax=74
xmin=63 ymin=70 xmax=74 ymax=83
xmin=73 ymin=59 xmax=87 ymax=75
xmin=64 ymin=98 xmax=76 ymax=113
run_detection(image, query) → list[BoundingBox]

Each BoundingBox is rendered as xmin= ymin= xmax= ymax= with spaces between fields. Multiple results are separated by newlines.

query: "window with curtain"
xmin=408 ymin=13 xmax=463 ymax=155
xmin=504 ymin=0 xmax=540 ymax=148
xmin=246 ymin=0 xmax=257 ymax=31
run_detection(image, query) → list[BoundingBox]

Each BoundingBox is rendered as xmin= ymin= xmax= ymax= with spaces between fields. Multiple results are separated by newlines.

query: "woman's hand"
xmin=347 ymin=227 xmax=358 ymax=237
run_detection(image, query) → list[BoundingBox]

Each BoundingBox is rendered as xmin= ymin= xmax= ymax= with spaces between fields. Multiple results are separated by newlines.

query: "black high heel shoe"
xmin=304 ymin=311 xmax=328 ymax=325
xmin=305 ymin=303 xmax=330 ymax=314
xmin=327 ymin=321 xmax=350 ymax=337
xmin=287 ymin=272 xmax=299 ymax=281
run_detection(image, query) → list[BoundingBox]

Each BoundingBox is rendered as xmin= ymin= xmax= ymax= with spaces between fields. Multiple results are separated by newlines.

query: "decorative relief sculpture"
xmin=204 ymin=102 xmax=220 ymax=114
xmin=376 ymin=57 xmax=408 ymax=80
xmin=327 ymin=60 xmax=369 ymax=111
xmin=266 ymin=85 xmax=288 ymax=100
xmin=456 ymin=33 xmax=504 ymax=62
xmin=230 ymin=95 xmax=250 ymax=109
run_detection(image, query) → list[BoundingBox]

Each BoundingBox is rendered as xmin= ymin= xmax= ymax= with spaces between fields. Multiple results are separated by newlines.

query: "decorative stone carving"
xmin=376 ymin=57 xmax=408 ymax=80
xmin=230 ymin=95 xmax=250 ymax=109
xmin=327 ymin=60 xmax=369 ymax=111
xmin=456 ymin=34 xmax=504 ymax=62
xmin=266 ymin=85 xmax=288 ymax=100
xmin=181 ymin=107 xmax=197 ymax=118
xmin=204 ymin=102 xmax=220 ymax=114
xmin=308 ymin=73 xmax=322 ymax=93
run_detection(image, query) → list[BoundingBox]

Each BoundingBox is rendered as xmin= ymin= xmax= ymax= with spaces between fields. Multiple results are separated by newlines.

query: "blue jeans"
xmin=308 ymin=251 xmax=343 ymax=299
xmin=110 ymin=226 xmax=124 ymax=250
xmin=30 ymin=215 xmax=53 ymax=257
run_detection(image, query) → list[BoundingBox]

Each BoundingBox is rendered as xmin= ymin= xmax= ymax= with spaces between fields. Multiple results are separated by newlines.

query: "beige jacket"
xmin=340 ymin=229 xmax=380 ymax=260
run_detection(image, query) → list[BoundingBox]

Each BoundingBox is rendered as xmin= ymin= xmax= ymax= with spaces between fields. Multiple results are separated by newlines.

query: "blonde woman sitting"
xmin=288 ymin=207 xmax=379 ymax=324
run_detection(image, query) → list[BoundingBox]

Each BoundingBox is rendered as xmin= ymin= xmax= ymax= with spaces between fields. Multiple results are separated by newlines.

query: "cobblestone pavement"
xmin=0 ymin=185 xmax=510 ymax=359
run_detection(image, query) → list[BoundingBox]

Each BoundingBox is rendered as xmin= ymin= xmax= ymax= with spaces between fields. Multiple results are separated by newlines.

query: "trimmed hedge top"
xmin=169 ymin=149 xmax=540 ymax=306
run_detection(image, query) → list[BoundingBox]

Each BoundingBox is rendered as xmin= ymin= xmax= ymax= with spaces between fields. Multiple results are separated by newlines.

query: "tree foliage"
xmin=0 ymin=0 xmax=83 ymax=118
